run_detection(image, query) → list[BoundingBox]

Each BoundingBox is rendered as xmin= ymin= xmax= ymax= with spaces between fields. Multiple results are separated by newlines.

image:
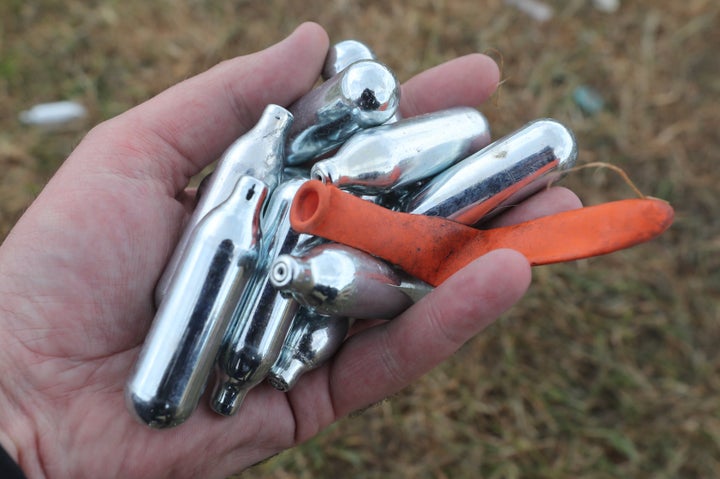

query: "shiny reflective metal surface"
xmin=128 ymin=58 xmax=583 ymax=424
xmin=285 ymin=60 xmax=400 ymax=165
xmin=400 ymin=119 xmax=577 ymax=224
xmin=322 ymin=40 xmax=376 ymax=79
xmin=322 ymin=40 xmax=402 ymax=124
xmin=267 ymin=309 xmax=352 ymax=392
xmin=210 ymin=179 xmax=306 ymax=416
xmin=270 ymin=243 xmax=432 ymax=319
xmin=154 ymin=104 xmax=293 ymax=305
xmin=126 ymin=176 xmax=267 ymax=428
xmin=311 ymin=107 xmax=491 ymax=195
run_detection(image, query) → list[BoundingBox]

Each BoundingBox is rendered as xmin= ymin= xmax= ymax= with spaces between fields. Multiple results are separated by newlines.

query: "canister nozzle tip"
xmin=269 ymin=256 xmax=296 ymax=289
xmin=268 ymin=358 xmax=306 ymax=392
xmin=310 ymin=161 xmax=333 ymax=184
xmin=210 ymin=380 xmax=249 ymax=417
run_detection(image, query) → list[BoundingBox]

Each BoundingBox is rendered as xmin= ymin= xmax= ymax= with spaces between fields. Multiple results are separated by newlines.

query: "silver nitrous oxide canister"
xmin=210 ymin=179 xmax=308 ymax=416
xmin=400 ymin=118 xmax=577 ymax=224
xmin=310 ymin=107 xmax=491 ymax=195
xmin=154 ymin=104 xmax=292 ymax=306
xmin=126 ymin=176 xmax=267 ymax=428
xmin=285 ymin=59 xmax=401 ymax=165
xmin=267 ymin=309 xmax=353 ymax=393
xmin=270 ymin=243 xmax=432 ymax=320
xmin=322 ymin=39 xmax=377 ymax=79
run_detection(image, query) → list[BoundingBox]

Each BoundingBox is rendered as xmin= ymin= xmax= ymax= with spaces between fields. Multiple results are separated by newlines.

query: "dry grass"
xmin=1 ymin=0 xmax=718 ymax=477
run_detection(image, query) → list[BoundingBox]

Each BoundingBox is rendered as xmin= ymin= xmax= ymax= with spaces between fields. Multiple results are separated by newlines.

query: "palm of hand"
xmin=0 ymin=23 xmax=576 ymax=479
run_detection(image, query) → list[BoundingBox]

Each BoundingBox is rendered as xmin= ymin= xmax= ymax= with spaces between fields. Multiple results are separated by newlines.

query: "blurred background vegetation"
xmin=1 ymin=0 xmax=718 ymax=477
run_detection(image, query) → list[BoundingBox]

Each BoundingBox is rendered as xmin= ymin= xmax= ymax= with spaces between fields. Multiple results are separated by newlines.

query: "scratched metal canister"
xmin=154 ymin=104 xmax=292 ymax=306
xmin=321 ymin=40 xmax=402 ymax=124
xmin=285 ymin=59 xmax=401 ymax=165
xmin=270 ymin=242 xmax=432 ymax=319
xmin=310 ymin=107 xmax=491 ymax=195
xmin=126 ymin=175 xmax=267 ymax=428
xmin=210 ymin=179 xmax=309 ymax=416
xmin=322 ymin=39 xmax=377 ymax=79
xmin=266 ymin=309 xmax=353 ymax=392
xmin=399 ymin=118 xmax=577 ymax=224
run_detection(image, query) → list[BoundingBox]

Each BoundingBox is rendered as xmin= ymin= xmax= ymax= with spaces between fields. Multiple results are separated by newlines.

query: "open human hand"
xmin=0 ymin=22 xmax=580 ymax=479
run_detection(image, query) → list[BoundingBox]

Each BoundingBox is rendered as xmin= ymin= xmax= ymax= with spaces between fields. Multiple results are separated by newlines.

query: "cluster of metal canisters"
xmin=125 ymin=40 xmax=578 ymax=428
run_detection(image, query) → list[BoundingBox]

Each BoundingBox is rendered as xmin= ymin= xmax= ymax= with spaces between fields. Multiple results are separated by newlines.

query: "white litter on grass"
xmin=504 ymin=0 xmax=554 ymax=22
xmin=19 ymin=101 xmax=87 ymax=126
xmin=593 ymin=0 xmax=620 ymax=13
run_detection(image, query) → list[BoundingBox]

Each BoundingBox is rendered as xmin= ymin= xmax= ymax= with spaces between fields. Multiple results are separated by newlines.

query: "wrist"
xmin=0 ymin=311 xmax=43 ymax=478
xmin=0 ymin=354 xmax=39 ymax=477
xmin=0 ymin=436 xmax=27 ymax=479
xmin=0 ymin=363 xmax=36 ymax=478
xmin=0 ymin=430 xmax=19 ymax=464
xmin=0 ymin=358 xmax=44 ymax=479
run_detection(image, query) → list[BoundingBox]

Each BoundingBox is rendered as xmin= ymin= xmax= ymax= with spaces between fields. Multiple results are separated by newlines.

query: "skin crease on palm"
xmin=0 ymin=22 xmax=581 ymax=479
